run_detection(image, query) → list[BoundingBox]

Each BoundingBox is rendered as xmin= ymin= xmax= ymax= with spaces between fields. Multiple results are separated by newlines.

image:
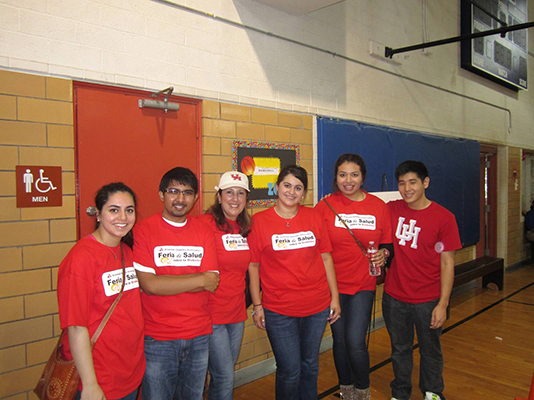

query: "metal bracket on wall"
xmin=384 ymin=21 xmax=534 ymax=59
xmin=138 ymin=86 xmax=180 ymax=113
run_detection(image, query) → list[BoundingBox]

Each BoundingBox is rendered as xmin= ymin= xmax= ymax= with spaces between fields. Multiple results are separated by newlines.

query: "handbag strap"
xmin=323 ymin=198 xmax=368 ymax=256
xmin=90 ymin=244 xmax=126 ymax=345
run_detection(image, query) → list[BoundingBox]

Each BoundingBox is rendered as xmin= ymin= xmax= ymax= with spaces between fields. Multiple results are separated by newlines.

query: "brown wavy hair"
xmin=206 ymin=190 xmax=252 ymax=237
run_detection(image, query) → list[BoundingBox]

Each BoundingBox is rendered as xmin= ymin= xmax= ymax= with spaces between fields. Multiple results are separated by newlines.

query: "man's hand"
xmin=430 ymin=303 xmax=448 ymax=329
xmin=202 ymin=271 xmax=220 ymax=293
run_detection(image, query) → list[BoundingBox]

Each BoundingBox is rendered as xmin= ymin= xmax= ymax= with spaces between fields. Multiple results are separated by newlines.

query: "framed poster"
xmin=232 ymin=140 xmax=300 ymax=207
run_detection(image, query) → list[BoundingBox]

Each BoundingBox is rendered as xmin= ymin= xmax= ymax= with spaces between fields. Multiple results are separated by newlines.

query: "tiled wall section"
xmin=0 ymin=70 xmax=75 ymax=399
xmin=200 ymin=100 xmax=316 ymax=371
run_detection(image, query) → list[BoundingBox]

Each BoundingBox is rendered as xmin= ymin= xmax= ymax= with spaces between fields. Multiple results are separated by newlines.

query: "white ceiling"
xmin=248 ymin=0 xmax=344 ymax=16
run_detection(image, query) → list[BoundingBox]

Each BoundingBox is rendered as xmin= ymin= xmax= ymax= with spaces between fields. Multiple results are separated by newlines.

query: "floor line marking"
xmin=318 ymin=281 xmax=534 ymax=399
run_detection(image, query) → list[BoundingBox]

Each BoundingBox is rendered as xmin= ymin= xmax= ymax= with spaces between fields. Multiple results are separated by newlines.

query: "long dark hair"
xmin=94 ymin=182 xmax=137 ymax=248
xmin=206 ymin=190 xmax=252 ymax=237
xmin=332 ymin=153 xmax=367 ymax=192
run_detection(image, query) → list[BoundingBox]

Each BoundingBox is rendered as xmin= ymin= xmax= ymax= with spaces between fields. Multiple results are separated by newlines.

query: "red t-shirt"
xmin=247 ymin=206 xmax=332 ymax=317
xmin=57 ymin=236 xmax=145 ymax=399
xmin=197 ymin=213 xmax=250 ymax=325
xmin=315 ymin=191 xmax=392 ymax=294
xmin=385 ymin=200 xmax=462 ymax=303
xmin=133 ymin=213 xmax=218 ymax=340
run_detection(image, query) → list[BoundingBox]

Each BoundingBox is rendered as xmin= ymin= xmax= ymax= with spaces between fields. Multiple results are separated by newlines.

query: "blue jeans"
xmin=264 ymin=307 xmax=330 ymax=400
xmin=75 ymin=388 xmax=138 ymax=400
xmin=142 ymin=334 xmax=210 ymax=400
xmin=382 ymin=292 xmax=445 ymax=400
xmin=331 ymin=290 xmax=375 ymax=389
xmin=208 ymin=322 xmax=245 ymax=400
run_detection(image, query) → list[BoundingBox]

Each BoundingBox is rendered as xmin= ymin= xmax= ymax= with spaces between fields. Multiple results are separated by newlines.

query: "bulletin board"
xmin=317 ymin=118 xmax=480 ymax=247
xmin=232 ymin=140 xmax=300 ymax=207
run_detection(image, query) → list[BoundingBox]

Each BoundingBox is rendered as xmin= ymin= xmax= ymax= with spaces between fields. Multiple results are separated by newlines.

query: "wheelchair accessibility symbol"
xmin=24 ymin=169 xmax=58 ymax=193
xmin=16 ymin=165 xmax=63 ymax=208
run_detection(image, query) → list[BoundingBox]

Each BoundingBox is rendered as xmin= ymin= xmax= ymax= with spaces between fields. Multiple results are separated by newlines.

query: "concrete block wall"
xmin=1 ymin=1 xmax=533 ymax=150
xmin=0 ymin=70 xmax=75 ymax=399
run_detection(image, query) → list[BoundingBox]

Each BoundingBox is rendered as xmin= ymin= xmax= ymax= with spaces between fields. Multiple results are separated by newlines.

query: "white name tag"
xmin=335 ymin=213 xmax=376 ymax=230
xmin=222 ymin=234 xmax=249 ymax=251
xmin=271 ymin=231 xmax=316 ymax=251
xmin=102 ymin=267 xmax=139 ymax=297
xmin=154 ymin=246 xmax=204 ymax=267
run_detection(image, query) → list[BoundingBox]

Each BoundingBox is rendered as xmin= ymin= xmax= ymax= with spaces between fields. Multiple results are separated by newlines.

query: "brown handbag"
xmin=34 ymin=245 xmax=126 ymax=400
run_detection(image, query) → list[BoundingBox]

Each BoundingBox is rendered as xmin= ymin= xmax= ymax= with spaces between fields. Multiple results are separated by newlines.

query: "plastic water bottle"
xmin=367 ymin=241 xmax=380 ymax=276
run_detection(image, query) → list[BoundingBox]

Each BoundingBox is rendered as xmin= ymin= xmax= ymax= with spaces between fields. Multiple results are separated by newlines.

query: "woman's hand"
xmin=328 ymin=298 xmax=341 ymax=325
xmin=80 ymin=382 xmax=106 ymax=400
xmin=252 ymin=306 xmax=266 ymax=330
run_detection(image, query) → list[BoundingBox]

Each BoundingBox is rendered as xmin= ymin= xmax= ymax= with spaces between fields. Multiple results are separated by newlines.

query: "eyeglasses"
xmin=164 ymin=188 xmax=195 ymax=197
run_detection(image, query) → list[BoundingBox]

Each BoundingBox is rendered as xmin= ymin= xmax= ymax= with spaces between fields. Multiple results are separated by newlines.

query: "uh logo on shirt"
xmin=395 ymin=217 xmax=421 ymax=249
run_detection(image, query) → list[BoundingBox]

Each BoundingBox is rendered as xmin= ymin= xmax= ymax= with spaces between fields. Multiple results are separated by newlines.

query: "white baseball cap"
xmin=215 ymin=171 xmax=250 ymax=192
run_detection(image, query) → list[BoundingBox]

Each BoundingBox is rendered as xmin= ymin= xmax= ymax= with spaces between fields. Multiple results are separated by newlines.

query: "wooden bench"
xmin=453 ymin=256 xmax=504 ymax=290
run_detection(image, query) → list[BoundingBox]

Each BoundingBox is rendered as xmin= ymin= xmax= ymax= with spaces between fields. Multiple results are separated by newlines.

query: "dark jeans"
xmin=331 ymin=290 xmax=375 ymax=389
xmin=142 ymin=334 xmax=209 ymax=400
xmin=264 ymin=307 xmax=330 ymax=400
xmin=382 ymin=292 xmax=445 ymax=400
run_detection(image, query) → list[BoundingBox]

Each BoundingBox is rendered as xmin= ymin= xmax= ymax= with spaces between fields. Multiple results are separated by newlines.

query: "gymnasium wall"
xmin=1 ymin=0 xmax=534 ymax=396
xmin=0 ymin=1 xmax=533 ymax=150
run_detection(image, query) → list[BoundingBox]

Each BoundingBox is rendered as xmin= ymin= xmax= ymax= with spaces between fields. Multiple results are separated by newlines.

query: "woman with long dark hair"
xmin=57 ymin=182 xmax=145 ymax=400
xmin=315 ymin=154 xmax=393 ymax=400
xmin=198 ymin=171 xmax=252 ymax=400
xmin=247 ymin=165 xmax=340 ymax=399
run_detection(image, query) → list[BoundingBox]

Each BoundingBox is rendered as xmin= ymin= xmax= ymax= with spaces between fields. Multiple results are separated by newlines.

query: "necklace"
xmin=274 ymin=206 xmax=298 ymax=227
xmin=94 ymin=232 xmax=118 ymax=259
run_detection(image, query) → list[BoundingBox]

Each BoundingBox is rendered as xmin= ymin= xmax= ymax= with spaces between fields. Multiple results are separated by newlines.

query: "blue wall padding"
xmin=317 ymin=117 xmax=480 ymax=247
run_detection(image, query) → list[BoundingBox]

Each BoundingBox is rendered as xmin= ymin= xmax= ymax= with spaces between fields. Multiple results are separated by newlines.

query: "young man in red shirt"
xmin=383 ymin=161 xmax=461 ymax=400
xmin=133 ymin=167 xmax=220 ymax=400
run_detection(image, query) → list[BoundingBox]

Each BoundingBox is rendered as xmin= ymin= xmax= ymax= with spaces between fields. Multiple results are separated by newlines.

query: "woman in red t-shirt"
xmin=57 ymin=183 xmax=145 ymax=400
xmin=197 ymin=171 xmax=252 ymax=400
xmin=315 ymin=154 xmax=393 ymax=400
xmin=248 ymin=165 xmax=341 ymax=400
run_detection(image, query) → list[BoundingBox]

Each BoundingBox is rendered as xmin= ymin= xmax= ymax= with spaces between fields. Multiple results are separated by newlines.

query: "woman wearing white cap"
xmin=197 ymin=171 xmax=252 ymax=400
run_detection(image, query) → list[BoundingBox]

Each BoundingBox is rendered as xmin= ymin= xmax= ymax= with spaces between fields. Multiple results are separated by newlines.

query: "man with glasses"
xmin=133 ymin=167 xmax=220 ymax=400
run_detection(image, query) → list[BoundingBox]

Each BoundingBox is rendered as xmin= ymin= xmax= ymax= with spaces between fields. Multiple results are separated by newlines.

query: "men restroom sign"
xmin=16 ymin=166 xmax=62 ymax=207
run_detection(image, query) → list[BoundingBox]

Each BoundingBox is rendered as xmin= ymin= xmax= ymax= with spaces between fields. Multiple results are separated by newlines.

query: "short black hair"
xmin=395 ymin=160 xmax=429 ymax=182
xmin=159 ymin=167 xmax=198 ymax=194
xmin=276 ymin=164 xmax=308 ymax=191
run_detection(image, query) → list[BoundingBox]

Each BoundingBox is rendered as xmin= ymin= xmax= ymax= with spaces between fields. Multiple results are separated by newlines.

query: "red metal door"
xmin=74 ymin=82 xmax=202 ymax=239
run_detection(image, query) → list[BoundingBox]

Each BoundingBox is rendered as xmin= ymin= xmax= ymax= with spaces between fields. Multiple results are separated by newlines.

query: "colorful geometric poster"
xmin=232 ymin=140 xmax=300 ymax=207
